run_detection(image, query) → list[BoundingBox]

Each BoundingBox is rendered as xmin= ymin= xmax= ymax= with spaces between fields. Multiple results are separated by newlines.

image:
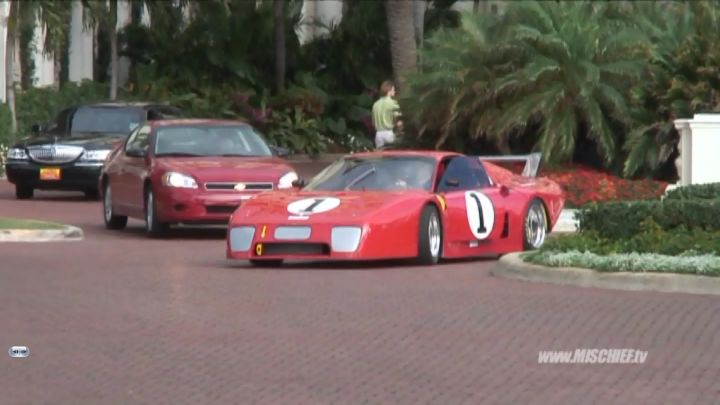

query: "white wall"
xmin=0 ymin=1 xmax=8 ymax=102
xmin=32 ymin=18 xmax=55 ymax=87
xmin=68 ymin=0 xmax=94 ymax=83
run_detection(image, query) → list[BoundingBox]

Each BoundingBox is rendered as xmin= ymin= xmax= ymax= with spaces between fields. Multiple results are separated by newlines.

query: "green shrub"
xmin=544 ymin=225 xmax=720 ymax=256
xmin=664 ymin=183 xmax=720 ymax=201
xmin=576 ymin=199 xmax=720 ymax=239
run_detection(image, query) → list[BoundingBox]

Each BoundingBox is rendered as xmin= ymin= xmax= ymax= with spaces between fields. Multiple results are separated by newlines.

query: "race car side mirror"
xmin=499 ymin=185 xmax=510 ymax=196
xmin=291 ymin=179 xmax=305 ymax=188
xmin=445 ymin=178 xmax=460 ymax=187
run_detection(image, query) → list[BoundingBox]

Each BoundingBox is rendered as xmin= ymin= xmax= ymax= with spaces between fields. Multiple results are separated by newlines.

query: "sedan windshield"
xmin=154 ymin=125 xmax=273 ymax=157
xmin=303 ymin=156 xmax=437 ymax=191
xmin=71 ymin=107 xmax=145 ymax=135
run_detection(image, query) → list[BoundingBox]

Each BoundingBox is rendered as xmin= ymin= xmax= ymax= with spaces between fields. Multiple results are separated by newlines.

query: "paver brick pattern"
xmin=1 ymin=177 xmax=720 ymax=404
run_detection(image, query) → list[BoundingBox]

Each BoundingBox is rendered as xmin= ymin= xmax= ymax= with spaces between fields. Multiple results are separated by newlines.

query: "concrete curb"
xmin=492 ymin=252 xmax=720 ymax=296
xmin=0 ymin=225 xmax=84 ymax=242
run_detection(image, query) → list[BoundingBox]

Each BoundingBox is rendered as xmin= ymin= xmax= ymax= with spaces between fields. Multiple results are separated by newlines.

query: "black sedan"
xmin=4 ymin=102 xmax=182 ymax=199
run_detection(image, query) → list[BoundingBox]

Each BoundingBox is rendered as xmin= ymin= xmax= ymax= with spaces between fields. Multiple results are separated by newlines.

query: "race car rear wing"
xmin=476 ymin=152 xmax=543 ymax=178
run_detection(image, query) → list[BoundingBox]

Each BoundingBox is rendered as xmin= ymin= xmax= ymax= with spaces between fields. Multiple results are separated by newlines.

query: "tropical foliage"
xmin=403 ymin=0 xmax=720 ymax=181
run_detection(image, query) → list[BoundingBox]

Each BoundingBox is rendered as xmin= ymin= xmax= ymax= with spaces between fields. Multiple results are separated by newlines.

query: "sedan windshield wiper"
xmin=155 ymin=152 xmax=204 ymax=157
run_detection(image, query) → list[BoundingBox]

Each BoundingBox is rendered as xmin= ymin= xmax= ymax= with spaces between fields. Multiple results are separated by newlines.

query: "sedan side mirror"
xmin=291 ymin=179 xmax=306 ymax=189
xmin=31 ymin=123 xmax=45 ymax=135
xmin=270 ymin=145 xmax=290 ymax=157
xmin=125 ymin=148 xmax=146 ymax=158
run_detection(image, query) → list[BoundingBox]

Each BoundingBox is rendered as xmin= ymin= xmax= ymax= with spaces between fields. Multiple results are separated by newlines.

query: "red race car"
xmin=100 ymin=119 xmax=297 ymax=236
xmin=226 ymin=150 xmax=564 ymax=266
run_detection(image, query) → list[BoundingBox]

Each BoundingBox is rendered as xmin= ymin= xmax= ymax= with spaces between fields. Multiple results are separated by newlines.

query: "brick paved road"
xmin=1 ymin=176 xmax=720 ymax=404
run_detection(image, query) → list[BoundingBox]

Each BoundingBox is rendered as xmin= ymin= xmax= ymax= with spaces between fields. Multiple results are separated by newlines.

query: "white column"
xmin=0 ymin=1 xmax=8 ymax=102
xmin=674 ymin=114 xmax=720 ymax=185
xmin=673 ymin=119 xmax=691 ymax=186
xmin=32 ymin=17 xmax=55 ymax=87
xmin=68 ymin=0 xmax=94 ymax=82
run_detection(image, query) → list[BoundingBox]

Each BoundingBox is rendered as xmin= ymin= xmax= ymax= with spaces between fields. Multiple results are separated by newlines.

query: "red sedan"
xmin=226 ymin=150 xmax=565 ymax=266
xmin=100 ymin=119 xmax=297 ymax=236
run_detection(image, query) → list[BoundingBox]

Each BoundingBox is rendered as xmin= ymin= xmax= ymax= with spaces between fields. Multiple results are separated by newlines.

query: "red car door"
xmin=115 ymin=125 xmax=152 ymax=216
xmin=436 ymin=156 xmax=508 ymax=250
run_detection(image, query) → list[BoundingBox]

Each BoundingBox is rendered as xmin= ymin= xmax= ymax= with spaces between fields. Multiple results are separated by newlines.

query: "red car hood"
xmin=234 ymin=190 xmax=431 ymax=223
xmin=154 ymin=157 xmax=294 ymax=183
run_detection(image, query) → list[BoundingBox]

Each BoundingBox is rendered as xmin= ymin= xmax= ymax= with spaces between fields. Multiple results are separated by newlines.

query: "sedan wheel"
xmin=103 ymin=182 xmax=127 ymax=230
xmin=145 ymin=188 xmax=168 ymax=237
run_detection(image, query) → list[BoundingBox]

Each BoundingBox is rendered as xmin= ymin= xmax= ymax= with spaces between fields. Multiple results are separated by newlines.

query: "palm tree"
xmin=404 ymin=2 xmax=648 ymax=164
xmin=35 ymin=0 xmax=73 ymax=89
xmin=384 ymin=0 xmax=417 ymax=91
xmin=81 ymin=0 xmax=119 ymax=99
xmin=273 ymin=0 xmax=285 ymax=94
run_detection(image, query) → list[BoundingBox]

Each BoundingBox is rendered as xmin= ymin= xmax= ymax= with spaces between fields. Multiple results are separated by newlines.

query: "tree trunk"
xmin=6 ymin=1 xmax=18 ymax=134
xmin=413 ymin=1 xmax=426 ymax=49
xmin=384 ymin=0 xmax=417 ymax=93
xmin=273 ymin=0 xmax=285 ymax=95
xmin=473 ymin=0 xmax=480 ymax=13
xmin=109 ymin=0 xmax=118 ymax=100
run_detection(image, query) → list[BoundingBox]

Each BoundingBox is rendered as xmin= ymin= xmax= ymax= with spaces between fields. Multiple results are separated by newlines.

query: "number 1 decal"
xmin=287 ymin=197 xmax=341 ymax=215
xmin=464 ymin=191 xmax=495 ymax=240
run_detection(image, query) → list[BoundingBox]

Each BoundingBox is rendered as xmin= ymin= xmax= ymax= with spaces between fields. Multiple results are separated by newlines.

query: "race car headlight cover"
xmin=331 ymin=226 xmax=362 ymax=253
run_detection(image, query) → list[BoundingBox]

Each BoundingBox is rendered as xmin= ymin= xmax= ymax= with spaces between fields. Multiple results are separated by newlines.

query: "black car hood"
xmin=13 ymin=132 xmax=127 ymax=150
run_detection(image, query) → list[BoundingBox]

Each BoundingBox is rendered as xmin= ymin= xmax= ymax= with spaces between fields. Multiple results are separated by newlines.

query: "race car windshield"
xmin=303 ymin=156 xmax=437 ymax=191
xmin=154 ymin=125 xmax=273 ymax=157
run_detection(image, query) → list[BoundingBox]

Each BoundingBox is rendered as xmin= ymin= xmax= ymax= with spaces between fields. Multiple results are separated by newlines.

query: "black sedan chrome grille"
xmin=27 ymin=145 xmax=84 ymax=164
xmin=204 ymin=182 xmax=273 ymax=191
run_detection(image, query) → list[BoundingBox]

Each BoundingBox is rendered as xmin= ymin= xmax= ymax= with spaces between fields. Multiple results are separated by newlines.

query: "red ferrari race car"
xmin=226 ymin=150 xmax=564 ymax=266
xmin=100 ymin=119 xmax=297 ymax=236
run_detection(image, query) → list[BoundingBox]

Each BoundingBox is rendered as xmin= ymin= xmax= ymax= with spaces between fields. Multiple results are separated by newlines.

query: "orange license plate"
xmin=40 ymin=167 xmax=61 ymax=180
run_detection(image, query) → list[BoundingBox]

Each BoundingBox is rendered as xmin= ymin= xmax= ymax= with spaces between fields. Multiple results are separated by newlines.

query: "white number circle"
xmin=287 ymin=197 xmax=341 ymax=215
xmin=464 ymin=191 xmax=495 ymax=240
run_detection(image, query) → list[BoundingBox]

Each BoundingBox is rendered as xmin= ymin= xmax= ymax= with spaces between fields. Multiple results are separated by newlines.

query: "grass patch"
xmin=522 ymin=250 xmax=720 ymax=277
xmin=0 ymin=217 xmax=68 ymax=230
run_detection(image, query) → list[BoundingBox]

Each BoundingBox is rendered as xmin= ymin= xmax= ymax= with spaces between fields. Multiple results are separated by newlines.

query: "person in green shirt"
xmin=372 ymin=80 xmax=401 ymax=148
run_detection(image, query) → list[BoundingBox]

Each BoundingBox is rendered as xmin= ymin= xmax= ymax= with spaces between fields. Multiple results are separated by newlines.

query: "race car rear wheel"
xmin=523 ymin=198 xmax=548 ymax=250
xmin=417 ymin=205 xmax=442 ymax=265
xmin=249 ymin=259 xmax=283 ymax=267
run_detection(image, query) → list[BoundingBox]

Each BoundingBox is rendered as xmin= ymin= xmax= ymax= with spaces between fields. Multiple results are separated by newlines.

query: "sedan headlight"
xmin=161 ymin=172 xmax=198 ymax=189
xmin=6 ymin=148 xmax=28 ymax=160
xmin=81 ymin=149 xmax=111 ymax=161
xmin=278 ymin=171 xmax=298 ymax=189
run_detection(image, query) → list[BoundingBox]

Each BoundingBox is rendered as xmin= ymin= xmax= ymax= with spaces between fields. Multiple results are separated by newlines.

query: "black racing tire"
xmin=416 ymin=204 xmax=443 ymax=265
xmin=249 ymin=259 xmax=284 ymax=267
xmin=15 ymin=185 xmax=33 ymax=199
xmin=523 ymin=198 xmax=548 ymax=250
xmin=144 ymin=187 xmax=169 ymax=238
xmin=103 ymin=182 xmax=128 ymax=230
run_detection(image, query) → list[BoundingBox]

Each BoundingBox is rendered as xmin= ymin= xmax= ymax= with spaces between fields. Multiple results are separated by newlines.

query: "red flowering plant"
xmin=486 ymin=161 xmax=668 ymax=208
xmin=539 ymin=165 xmax=668 ymax=208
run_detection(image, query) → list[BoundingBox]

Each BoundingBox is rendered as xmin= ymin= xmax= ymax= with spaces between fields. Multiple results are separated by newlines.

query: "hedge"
xmin=576 ymin=199 xmax=720 ymax=239
xmin=664 ymin=183 xmax=720 ymax=201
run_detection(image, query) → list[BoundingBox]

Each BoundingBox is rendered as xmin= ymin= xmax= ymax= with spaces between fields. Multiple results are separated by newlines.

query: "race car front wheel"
xmin=523 ymin=198 xmax=548 ymax=250
xmin=417 ymin=205 xmax=442 ymax=265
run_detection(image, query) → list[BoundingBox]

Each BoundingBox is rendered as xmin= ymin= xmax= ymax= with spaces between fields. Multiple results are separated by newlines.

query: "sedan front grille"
xmin=27 ymin=145 xmax=84 ymax=164
xmin=205 ymin=182 xmax=273 ymax=191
